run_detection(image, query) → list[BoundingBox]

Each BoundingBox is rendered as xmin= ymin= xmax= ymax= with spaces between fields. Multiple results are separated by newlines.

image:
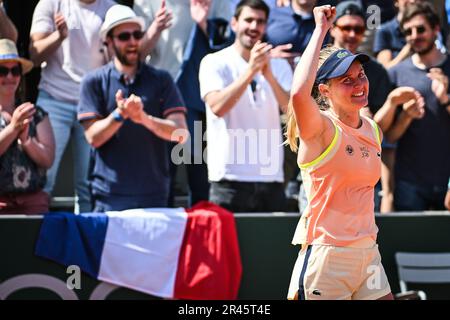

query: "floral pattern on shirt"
xmin=0 ymin=106 xmax=48 ymax=194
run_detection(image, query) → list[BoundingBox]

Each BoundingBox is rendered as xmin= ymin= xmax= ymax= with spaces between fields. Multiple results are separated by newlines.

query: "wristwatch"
xmin=111 ymin=109 xmax=125 ymax=122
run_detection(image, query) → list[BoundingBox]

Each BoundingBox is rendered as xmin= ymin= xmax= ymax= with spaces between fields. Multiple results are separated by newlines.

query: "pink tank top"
xmin=292 ymin=113 xmax=382 ymax=247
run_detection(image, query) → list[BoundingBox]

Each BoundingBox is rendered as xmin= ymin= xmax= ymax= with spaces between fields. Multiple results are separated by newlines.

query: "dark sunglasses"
xmin=112 ymin=30 xmax=144 ymax=42
xmin=335 ymin=25 xmax=365 ymax=35
xmin=403 ymin=25 xmax=426 ymax=36
xmin=0 ymin=65 xmax=22 ymax=77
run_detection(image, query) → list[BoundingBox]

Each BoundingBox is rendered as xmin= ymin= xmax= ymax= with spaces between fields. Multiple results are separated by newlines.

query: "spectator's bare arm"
xmin=0 ymin=3 xmax=18 ymax=43
xmin=377 ymin=44 xmax=411 ymax=69
xmin=125 ymin=94 xmax=189 ymax=143
xmin=385 ymin=97 xmax=425 ymax=143
xmin=205 ymin=41 xmax=271 ymax=117
xmin=140 ymin=0 xmax=172 ymax=60
xmin=139 ymin=112 xmax=189 ymax=143
xmin=427 ymin=67 xmax=449 ymax=103
xmin=374 ymin=86 xmax=422 ymax=132
xmin=20 ymin=112 xmax=55 ymax=169
xmin=29 ymin=12 xmax=67 ymax=65
xmin=427 ymin=67 xmax=450 ymax=114
xmin=190 ymin=0 xmax=211 ymax=35
xmin=81 ymin=90 xmax=129 ymax=148
xmin=262 ymin=57 xmax=289 ymax=113
xmin=0 ymin=103 xmax=35 ymax=156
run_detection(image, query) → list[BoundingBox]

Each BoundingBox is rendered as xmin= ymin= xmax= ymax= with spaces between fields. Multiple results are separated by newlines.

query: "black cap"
xmin=335 ymin=0 xmax=365 ymax=22
xmin=316 ymin=49 xmax=369 ymax=84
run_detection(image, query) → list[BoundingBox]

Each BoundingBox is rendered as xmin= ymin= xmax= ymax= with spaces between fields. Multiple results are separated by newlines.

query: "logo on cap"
xmin=337 ymin=51 xmax=349 ymax=59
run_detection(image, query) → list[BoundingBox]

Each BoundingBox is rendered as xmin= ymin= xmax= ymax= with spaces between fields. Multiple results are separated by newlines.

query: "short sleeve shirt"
xmin=0 ymin=106 xmax=48 ymax=194
xmin=78 ymin=62 xmax=186 ymax=197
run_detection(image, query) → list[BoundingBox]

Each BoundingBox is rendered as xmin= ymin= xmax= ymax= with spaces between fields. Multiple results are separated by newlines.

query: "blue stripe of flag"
xmin=35 ymin=212 xmax=108 ymax=278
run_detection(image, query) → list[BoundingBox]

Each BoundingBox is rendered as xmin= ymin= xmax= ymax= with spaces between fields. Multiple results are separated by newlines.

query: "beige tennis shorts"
xmin=287 ymin=244 xmax=391 ymax=300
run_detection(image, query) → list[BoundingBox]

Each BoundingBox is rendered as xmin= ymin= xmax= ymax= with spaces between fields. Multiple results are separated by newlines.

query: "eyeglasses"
xmin=403 ymin=25 xmax=426 ymax=36
xmin=112 ymin=30 xmax=144 ymax=42
xmin=0 ymin=65 xmax=21 ymax=77
xmin=335 ymin=25 xmax=365 ymax=35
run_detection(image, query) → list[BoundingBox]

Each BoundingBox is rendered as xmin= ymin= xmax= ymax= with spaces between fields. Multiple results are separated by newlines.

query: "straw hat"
xmin=0 ymin=39 xmax=33 ymax=74
xmin=100 ymin=5 xmax=146 ymax=41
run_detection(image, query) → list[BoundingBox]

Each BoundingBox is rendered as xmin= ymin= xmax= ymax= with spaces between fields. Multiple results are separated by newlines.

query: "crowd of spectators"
xmin=0 ymin=0 xmax=449 ymax=214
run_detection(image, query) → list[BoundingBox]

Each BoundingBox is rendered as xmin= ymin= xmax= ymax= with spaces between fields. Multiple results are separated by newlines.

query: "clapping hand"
xmin=124 ymin=94 xmax=145 ymax=124
xmin=400 ymin=89 xmax=425 ymax=120
xmin=54 ymin=12 xmax=68 ymax=40
xmin=427 ymin=68 xmax=449 ymax=104
xmin=11 ymin=102 xmax=35 ymax=132
xmin=249 ymin=40 xmax=272 ymax=75
xmin=388 ymin=86 xmax=420 ymax=106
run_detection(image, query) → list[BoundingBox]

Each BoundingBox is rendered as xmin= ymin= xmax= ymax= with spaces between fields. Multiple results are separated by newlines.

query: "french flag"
xmin=35 ymin=201 xmax=242 ymax=300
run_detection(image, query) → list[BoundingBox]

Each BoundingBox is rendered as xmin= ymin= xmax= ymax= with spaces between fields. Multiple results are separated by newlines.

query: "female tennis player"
xmin=285 ymin=5 xmax=393 ymax=300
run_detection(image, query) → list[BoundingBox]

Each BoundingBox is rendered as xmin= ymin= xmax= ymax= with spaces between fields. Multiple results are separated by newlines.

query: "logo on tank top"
xmin=360 ymin=146 xmax=370 ymax=158
xmin=345 ymin=145 xmax=354 ymax=156
xmin=312 ymin=289 xmax=322 ymax=296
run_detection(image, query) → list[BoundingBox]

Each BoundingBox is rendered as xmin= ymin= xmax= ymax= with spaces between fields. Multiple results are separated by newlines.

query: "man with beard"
xmin=386 ymin=2 xmax=450 ymax=211
xmin=77 ymin=5 xmax=189 ymax=212
xmin=199 ymin=0 xmax=292 ymax=212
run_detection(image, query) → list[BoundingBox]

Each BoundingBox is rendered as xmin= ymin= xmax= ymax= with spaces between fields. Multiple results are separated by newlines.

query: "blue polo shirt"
xmin=78 ymin=62 xmax=186 ymax=202
xmin=373 ymin=18 xmax=405 ymax=57
xmin=265 ymin=5 xmax=316 ymax=54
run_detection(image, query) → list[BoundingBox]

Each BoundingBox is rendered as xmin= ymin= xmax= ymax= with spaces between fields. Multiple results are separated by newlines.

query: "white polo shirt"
xmin=199 ymin=45 xmax=293 ymax=183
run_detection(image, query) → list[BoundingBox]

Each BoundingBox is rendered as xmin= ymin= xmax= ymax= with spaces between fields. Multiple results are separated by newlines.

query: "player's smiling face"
xmin=320 ymin=61 xmax=369 ymax=111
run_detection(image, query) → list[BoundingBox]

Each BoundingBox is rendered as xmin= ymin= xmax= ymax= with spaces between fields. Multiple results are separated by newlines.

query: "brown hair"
xmin=400 ymin=2 xmax=440 ymax=31
xmin=234 ymin=0 xmax=270 ymax=20
xmin=285 ymin=46 xmax=340 ymax=152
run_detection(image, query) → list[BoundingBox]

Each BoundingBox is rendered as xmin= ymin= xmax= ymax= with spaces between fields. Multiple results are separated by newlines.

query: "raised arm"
xmin=139 ymin=0 xmax=172 ymax=60
xmin=190 ymin=0 xmax=210 ymax=36
xmin=290 ymin=6 xmax=335 ymax=141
